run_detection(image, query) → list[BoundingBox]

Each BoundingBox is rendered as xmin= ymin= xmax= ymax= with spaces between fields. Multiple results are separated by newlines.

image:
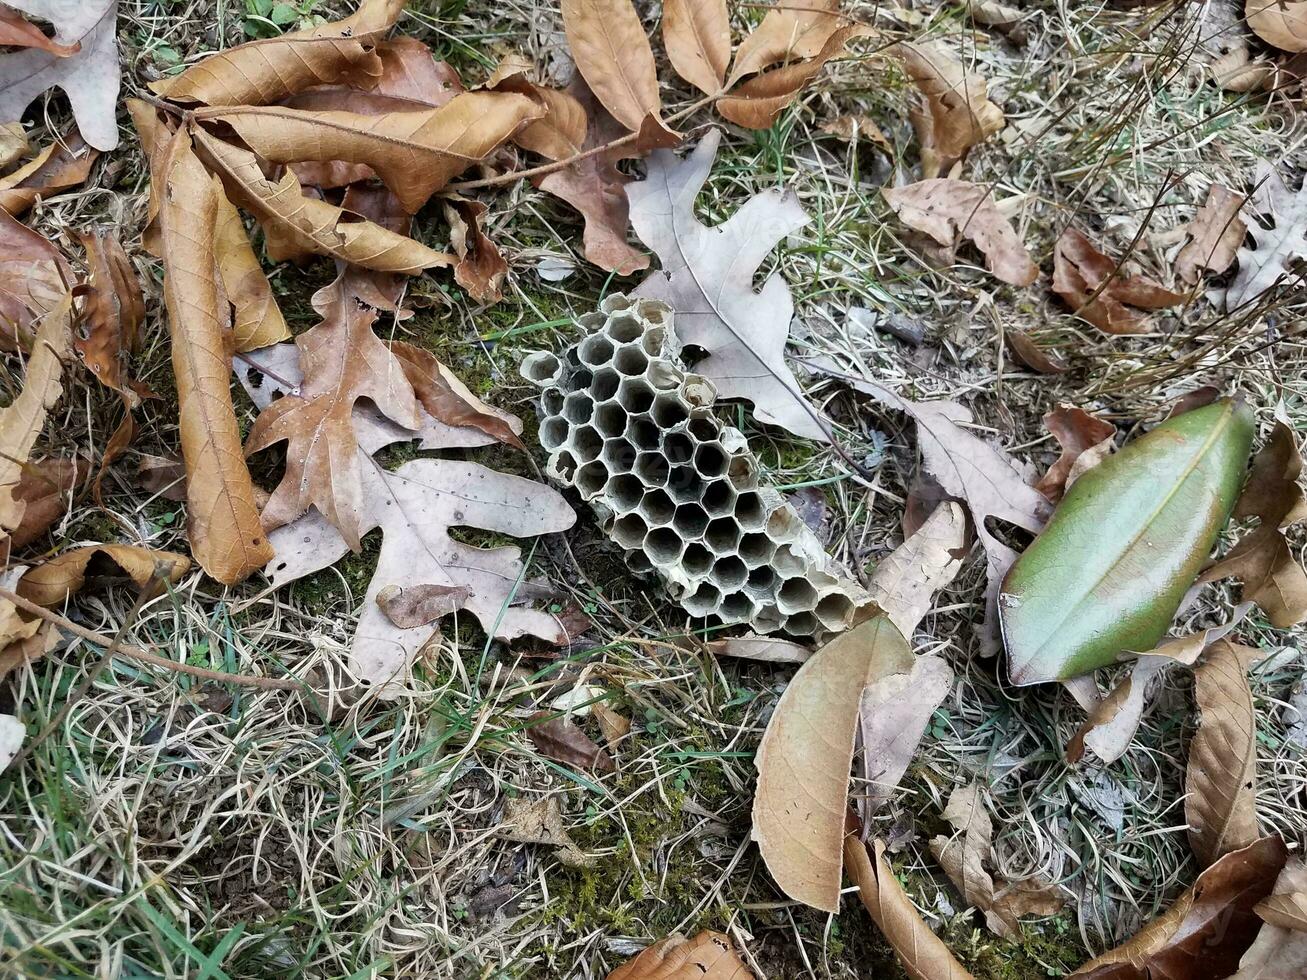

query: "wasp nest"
xmin=521 ymin=293 xmax=869 ymax=639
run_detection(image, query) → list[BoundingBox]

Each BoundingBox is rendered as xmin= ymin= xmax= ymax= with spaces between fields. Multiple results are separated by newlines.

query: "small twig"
xmin=0 ymin=586 xmax=302 ymax=692
xmin=132 ymin=89 xmax=187 ymax=119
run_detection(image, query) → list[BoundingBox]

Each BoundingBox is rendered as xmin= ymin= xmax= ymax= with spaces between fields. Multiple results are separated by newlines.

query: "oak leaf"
xmin=389 ymin=340 xmax=523 ymax=449
xmin=662 ymin=0 xmax=730 ymax=96
xmin=752 ymin=616 xmax=912 ymax=912
xmin=0 ymin=1 xmax=121 ymax=150
xmin=897 ymin=41 xmax=1004 ymax=178
xmin=1053 ymin=227 xmax=1183 ymax=334
xmin=1036 ymin=406 xmax=1116 ymax=503
xmin=866 ymin=500 xmax=966 ymax=639
xmin=883 ymin=179 xmax=1037 ymax=286
xmin=630 ymin=130 xmax=829 ymax=441
xmin=159 ymin=130 xmax=273 ymax=584
xmin=1176 ymin=184 xmax=1247 ymax=285
xmin=0 ymin=207 xmax=71 ymax=351
xmin=607 ymin=931 xmax=754 ymax=980
xmin=1225 ymin=160 xmax=1307 ymax=311
xmin=0 ymin=132 xmax=97 ymax=216
xmin=497 ymin=796 xmax=594 ymax=869
xmin=561 ymin=0 xmax=661 ymax=133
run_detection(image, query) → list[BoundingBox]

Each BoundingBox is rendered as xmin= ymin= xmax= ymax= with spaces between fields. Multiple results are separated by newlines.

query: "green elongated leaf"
xmin=1001 ymin=399 xmax=1254 ymax=686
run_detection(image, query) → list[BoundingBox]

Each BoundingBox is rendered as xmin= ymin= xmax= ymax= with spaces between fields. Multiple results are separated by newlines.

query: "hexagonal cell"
xmin=683 ymin=581 xmax=721 ymax=617
xmin=651 ymin=394 xmax=688 ymax=429
xmin=646 ymin=361 xmax=679 ymax=391
xmin=666 ymin=465 xmax=702 ymax=504
xmin=626 ymin=550 xmax=653 ymax=575
xmin=578 ymin=310 xmax=606 ymax=330
xmin=773 ymin=544 xmax=805 ymax=577
xmin=539 ymin=416 xmax=569 ymax=452
xmin=562 ymin=391 xmax=594 ymax=425
xmin=633 ymin=297 xmax=667 ymax=326
xmin=735 ymin=491 xmax=765 ymax=530
xmin=639 ymin=487 xmax=675 ymax=526
xmin=605 ymin=311 xmax=643 ymax=343
xmin=711 ymin=555 xmax=747 ymax=592
xmin=644 ymin=526 xmax=682 ymax=565
xmin=739 ymin=532 xmax=774 ymax=567
xmin=576 ymin=460 xmax=607 ymax=499
xmin=639 ymin=322 xmax=666 ymax=356
xmin=572 ymin=425 xmax=603 ymax=463
xmin=663 ymin=430 xmax=693 ymax=465
xmin=702 ymin=480 xmax=736 ymax=517
xmin=521 ymin=351 xmax=562 ymax=387
xmin=784 ymin=611 xmax=818 ymax=636
xmin=594 ymin=399 xmax=626 ymax=438
xmin=591 ymin=367 xmax=620 ymax=401
xmin=777 ymin=575 xmax=818 ymax=615
xmin=627 ymin=416 xmax=660 ymax=451
xmin=683 ymin=542 xmax=713 ymax=579
xmin=577 ymin=334 xmax=615 ymax=367
xmin=541 ymin=387 xmax=565 ymax=417
xmin=612 ymin=512 xmax=648 ymax=550
xmin=601 ymin=293 xmax=632 ymax=314
xmin=572 ymin=368 xmax=593 ymax=390
xmin=765 ymin=505 xmax=802 ymax=542
xmin=681 ymin=375 xmax=715 ymax=407
xmin=563 ymin=346 xmax=582 ymax=369
xmin=727 ymin=453 xmax=758 ymax=490
xmin=614 ymin=344 xmax=648 ymax=377
xmin=603 ymin=438 xmax=635 ymax=474
xmin=548 ymin=449 xmax=578 ymax=483
xmin=816 ymin=593 xmax=856 ymax=632
xmin=746 ymin=565 xmax=776 ymax=593
xmin=673 ymin=503 xmax=709 ymax=539
xmin=687 ymin=417 xmax=716 ymax=443
xmin=634 ymin=451 xmax=670 ymax=487
xmin=618 ymin=377 xmax=654 ymax=415
xmin=694 ymin=441 xmax=727 ymax=479
xmin=705 ymin=516 xmax=741 ymax=555
xmin=720 ymin=591 xmax=753 ymax=623
xmin=754 ymin=603 xmax=783 ymax=632
xmin=605 ymin=473 xmax=644 ymax=513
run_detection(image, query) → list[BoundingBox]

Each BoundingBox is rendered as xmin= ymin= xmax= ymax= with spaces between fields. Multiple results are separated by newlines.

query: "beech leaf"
xmin=561 ymin=0 xmax=661 ymax=133
xmin=1053 ymin=227 xmax=1184 ymax=334
xmin=858 ymin=653 xmax=953 ymax=818
xmin=896 ymin=41 xmax=1004 ymax=178
xmin=607 ymin=931 xmax=754 ymax=980
xmin=1252 ymin=858 xmax=1307 ymax=931
xmin=706 ymin=635 xmax=812 ymax=663
xmin=630 ymin=130 xmax=829 ymax=442
xmin=662 ymin=0 xmax=730 ymax=96
xmin=211 ymin=178 xmax=292 ymax=352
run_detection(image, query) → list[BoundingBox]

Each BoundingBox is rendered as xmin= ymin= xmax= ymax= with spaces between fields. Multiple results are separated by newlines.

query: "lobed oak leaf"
xmin=0 ymin=7 xmax=79 ymax=56
xmin=0 ymin=131 xmax=97 ymax=216
xmin=1224 ymin=160 xmax=1307 ymax=311
xmin=1053 ymin=227 xmax=1183 ymax=334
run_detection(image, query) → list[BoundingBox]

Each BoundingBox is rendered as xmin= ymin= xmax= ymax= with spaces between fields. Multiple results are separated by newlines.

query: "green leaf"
xmin=271 ymin=2 xmax=299 ymax=25
xmin=1000 ymin=398 xmax=1254 ymax=685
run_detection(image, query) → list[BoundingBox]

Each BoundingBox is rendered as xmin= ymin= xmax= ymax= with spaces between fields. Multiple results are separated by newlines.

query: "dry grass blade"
xmin=561 ymin=0 xmax=661 ymax=132
xmin=662 ymin=0 xmax=730 ymax=97
xmin=159 ymin=130 xmax=273 ymax=584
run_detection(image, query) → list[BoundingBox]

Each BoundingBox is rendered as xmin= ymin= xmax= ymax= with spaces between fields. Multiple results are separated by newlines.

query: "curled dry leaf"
xmin=1053 ymin=227 xmax=1184 ymax=334
xmin=593 ymin=701 xmax=631 ymax=745
xmin=0 ymin=132 xmax=97 ymax=216
xmin=896 ymin=41 xmax=1004 ymax=178
xmin=1176 ymin=185 xmax=1247 ymax=285
xmin=1235 ymin=859 xmax=1307 ymax=978
xmin=728 ymin=0 xmax=842 ymax=84
xmin=821 ymin=114 xmax=892 ymax=151
xmin=844 ymin=834 xmax=976 ymax=980
xmin=561 ymin=0 xmax=661 ymax=133
xmin=607 ymin=931 xmax=754 ymax=980
xmin=389 ymin=340 xmax=523 ymax=449
xmin=526 ymin=711 xmax=616 ymax=773
xmin=1247 ymin=0 xmax=1307 ymax=52
xmin=151 ymin=0 xmax=405 ymax=106
xmin=15 ymin=543 xmax=190 ymax=608
xmin=74 ymin=228 xmax=144 ymax=401
xmin=442 ymin=197 xmax=509 ymax=304
xmin=1072 ymin=835 xmax=1286 ymax=979
xmin=211 ymin=178 xmax=292 ymax=352
xmin=0 ymin=8 xmax=79 ymax=55
xmin=752 ymin=616 xmax=912 ymax=912
xmin=497 ymin=796 xmax=594 ymax=868
xmin=1252 ymin=858 xmax=1307 ymax=931
xmin=866 ymin=501 xmax=966 ymax=639
xmin=662 ymin=0 xmax=730 ymax=96
xmin=1006 ymin=329 xmax=1067 ymax=375
xmin=706 ymin=634 xmax=811 ymax=663
xmin=376 ymin=583 xmax=472 ymax=628
xmin=159 ymin=130 xmax=273 ymax=584
xmin=858 ymin=653 xmax=953 ymax=818
xmin=1036 ymin=406 xmax=1116 ymax=504
xmin=6 ymin=457 xmax=80 ymax=552
xmin=0 ymin=207 xmax=71 ymax=351
xmin=883 ymin=179 xmax=1037 ymax=286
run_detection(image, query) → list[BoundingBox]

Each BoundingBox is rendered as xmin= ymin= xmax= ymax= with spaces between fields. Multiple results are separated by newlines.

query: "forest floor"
xmin=2 ymin=0 xmax=1307 ymax=977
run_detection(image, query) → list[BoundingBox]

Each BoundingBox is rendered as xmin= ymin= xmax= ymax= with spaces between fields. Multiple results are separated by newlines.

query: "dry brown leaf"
xmin=882 ymin=179 xmax=1037 ymax=286
xmin=125 ymin=99 xmax=174 ymax=255
xmin=1248 ymin=0 xmax=1307 ymax=52
xmin=526 ymin=711 xmax=616 ymax=772
xmin=1253 ymin=859 xmax=1307 ymax=931
xmin=5 ymin=457 xmax=79 ymax=551
xmin=388 ymin=340 xmax=523 ymax=449
xmin=858 ymin=653 xmax=952 ymax=818
xmin=15 ymin=543 xmax=190 ymax=607
xmin=663 ymin=0 xmax=730 ymax=96
xmin=1235 ymin=859 xmax=1307 ymax=978
xmin=159 ymin=130 xmax=274 ymax=585
xmin=896 ymin=41 xmax=1004 ymax=178
xmin=193 ymin=128 xmax=452 ymax=274
xmin=1176 ymin=185 xmax=1247 ymax=285
xmin=593 ymin=701 xmax=631 ymax=744
xmin=931 ymin=783 xmax=1004 ymax=933
xmin=201 ymin=92 xmax=542 ymax=214
xmin=866 ymin=501 xmax=966 ymax=639
xmin=442 ymin=197 xmax=509 ymax=304
xmin=0 ymin=122 xmax=29 ymax=170
xmin=375 ymin=583 xmax=472 ymax=627
xmin=821 ymin=114 xmax=891 ymax=150
xmin=151 ymin=0 xmax=404 ymax=106
xmin=845 ymin=834 xmax=976 ymax=980
xmin=0 ymin=292 xmax=72 ymax=537
xmin=0 ymin=621 xmax=58 ymax=684
xmin=1006 ymin=329 xmax=1067 ymax=375
xmin=211 ymin=177 xmax=292 ymax=352
xmin=74 ymin=227 xmax=144 ymax=401
xmin=607 ymin=931 xmax=754 ymax=980
xmin=1073 ymin=835 xmax=1287 ymax=979
xmin=0 ymin=8 xmax=79 ymax=55
xmin=752 ymin=616 xmax=912 ymax=912
xmin=561 ymin=0 xmax=661 ymax=133
xmin=0 ymin=207 xmax=71 ymax=352
xmin=706 ymin=634 xmax=812 ymax=663
xmin=1053 ymin=227 xmax=1184 ymax=335
xmin=497 ymin=796 xmax=595 ymax=868
xmin=1036 ymin=406 xmax=1116 ymax=503
xmin=0 ymin=132 xmax=97 ymax=216
xmin=965 ymin=0 xmax=1028 ymax=42
xmin=135 ymin=454 xmax=186 ymax=503
xmin=728 ymin=0 xmax=842 ymax=84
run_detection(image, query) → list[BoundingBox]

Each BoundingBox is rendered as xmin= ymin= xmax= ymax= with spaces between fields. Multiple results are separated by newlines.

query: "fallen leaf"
xmin=1176 ymin=185 xmax=1247 ymax=285
xmin=593 ymin=701 xmax=631 ymax=744
xmin=0 ymin=122 xmax=28 ymax=169
xmin=210 ymin=177 xmax=292 ymax=352
xmin=630 ymin=130 xmax=829 ymax=442
xmin=607 ymin=931 xmax=754 ymax=980
xmin=0 ymin=132 xmax=97 ymax=216
xmin=883 ymin=179 xmax=1037 ymax=286
xmin=0 ymin=292 xmax=72 ymax=538
xmin=1053 ymin=227 xmax=1184 ymax=334
xmin=15 ymin=543 xmax=189 ymax=607
xmin=285 ymin=35 xmax=464 ymax=117
xmin=136 ymin=454 xmax=187 ymax=502
xmin=728 ymin=0 xmax=842 ymax=84
xmin=376 ymin=583 xmax=473 ymax=628
xmin=1005 ymin=329 xmax=1067 ymax=375
xmin=389 ymin=340 xmax=524 ymax=449
xmin=1073 ymin=835 xmax=1286 ymax=979
xmin=199 ymin=91 xmax=542 ymax=214
xmin=752 ymin=616 xmax=913 ymax=912
xmin=706 ymin=634 xmax=812 ymax=663
xmin=193 ymin=128 xmax=452 ymax=274
xmin=0 ymin=8 xmax=79 ymax=55
xmin=821 ymin=114 xmax=892 ymax=151
xmin=1225 ymin=160 xmax=1307 ymax=311
xmin=965 ymin=0 xmax=1028 ymax=42
xmin=0 ymin=622 xmax=58 ymax=684
xmin=1247 ymin=0 xmax=1307 ymax=52
xmin=845 ymin=834 xmax=976 ymax=980
xmin=158 ymin=129 xmax=274 ymax=584
xmin=662 ymin=0 xmax=730 ymax=96
xmin=858 ymin=654 xmax=952 ymax=818
xmin=526 ymin=711 xmax=616 ymax=772
xmin=1036 ymin=406 xmax=1116 ymax=503
xmin=866 ymin=501 xmax=966 ymax=639
xmin=0 ymin=714 xmax=23 ymax=770
xmin=1234 ymin=859 xmax=1307 ymax=978
xmin=562 ymin=0 xmax=661 ymax=132
xmin=5 ymin=457 xmax=79 ymax=551
xmin=0 ymin=207 xmax=71 ymax=351
xmin=442 ymin=197 xmax=509 ymax=303
xmin=0 ymin=0 xmax=122 ymax=150
xmin=124 ymin=99 xmax=175 ymax=255
xmin=150 ymin=0 xmax=404 ymax=106
xmin=896 ymin=41 xmax=1004 ymax=178
xmin=74 ymin=228 xmax=144 ymax=401
xmin=497 ymin=796 xmax=595 ymax=868
xmin=1252 ymin=858 xmax=1307 ymax=931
